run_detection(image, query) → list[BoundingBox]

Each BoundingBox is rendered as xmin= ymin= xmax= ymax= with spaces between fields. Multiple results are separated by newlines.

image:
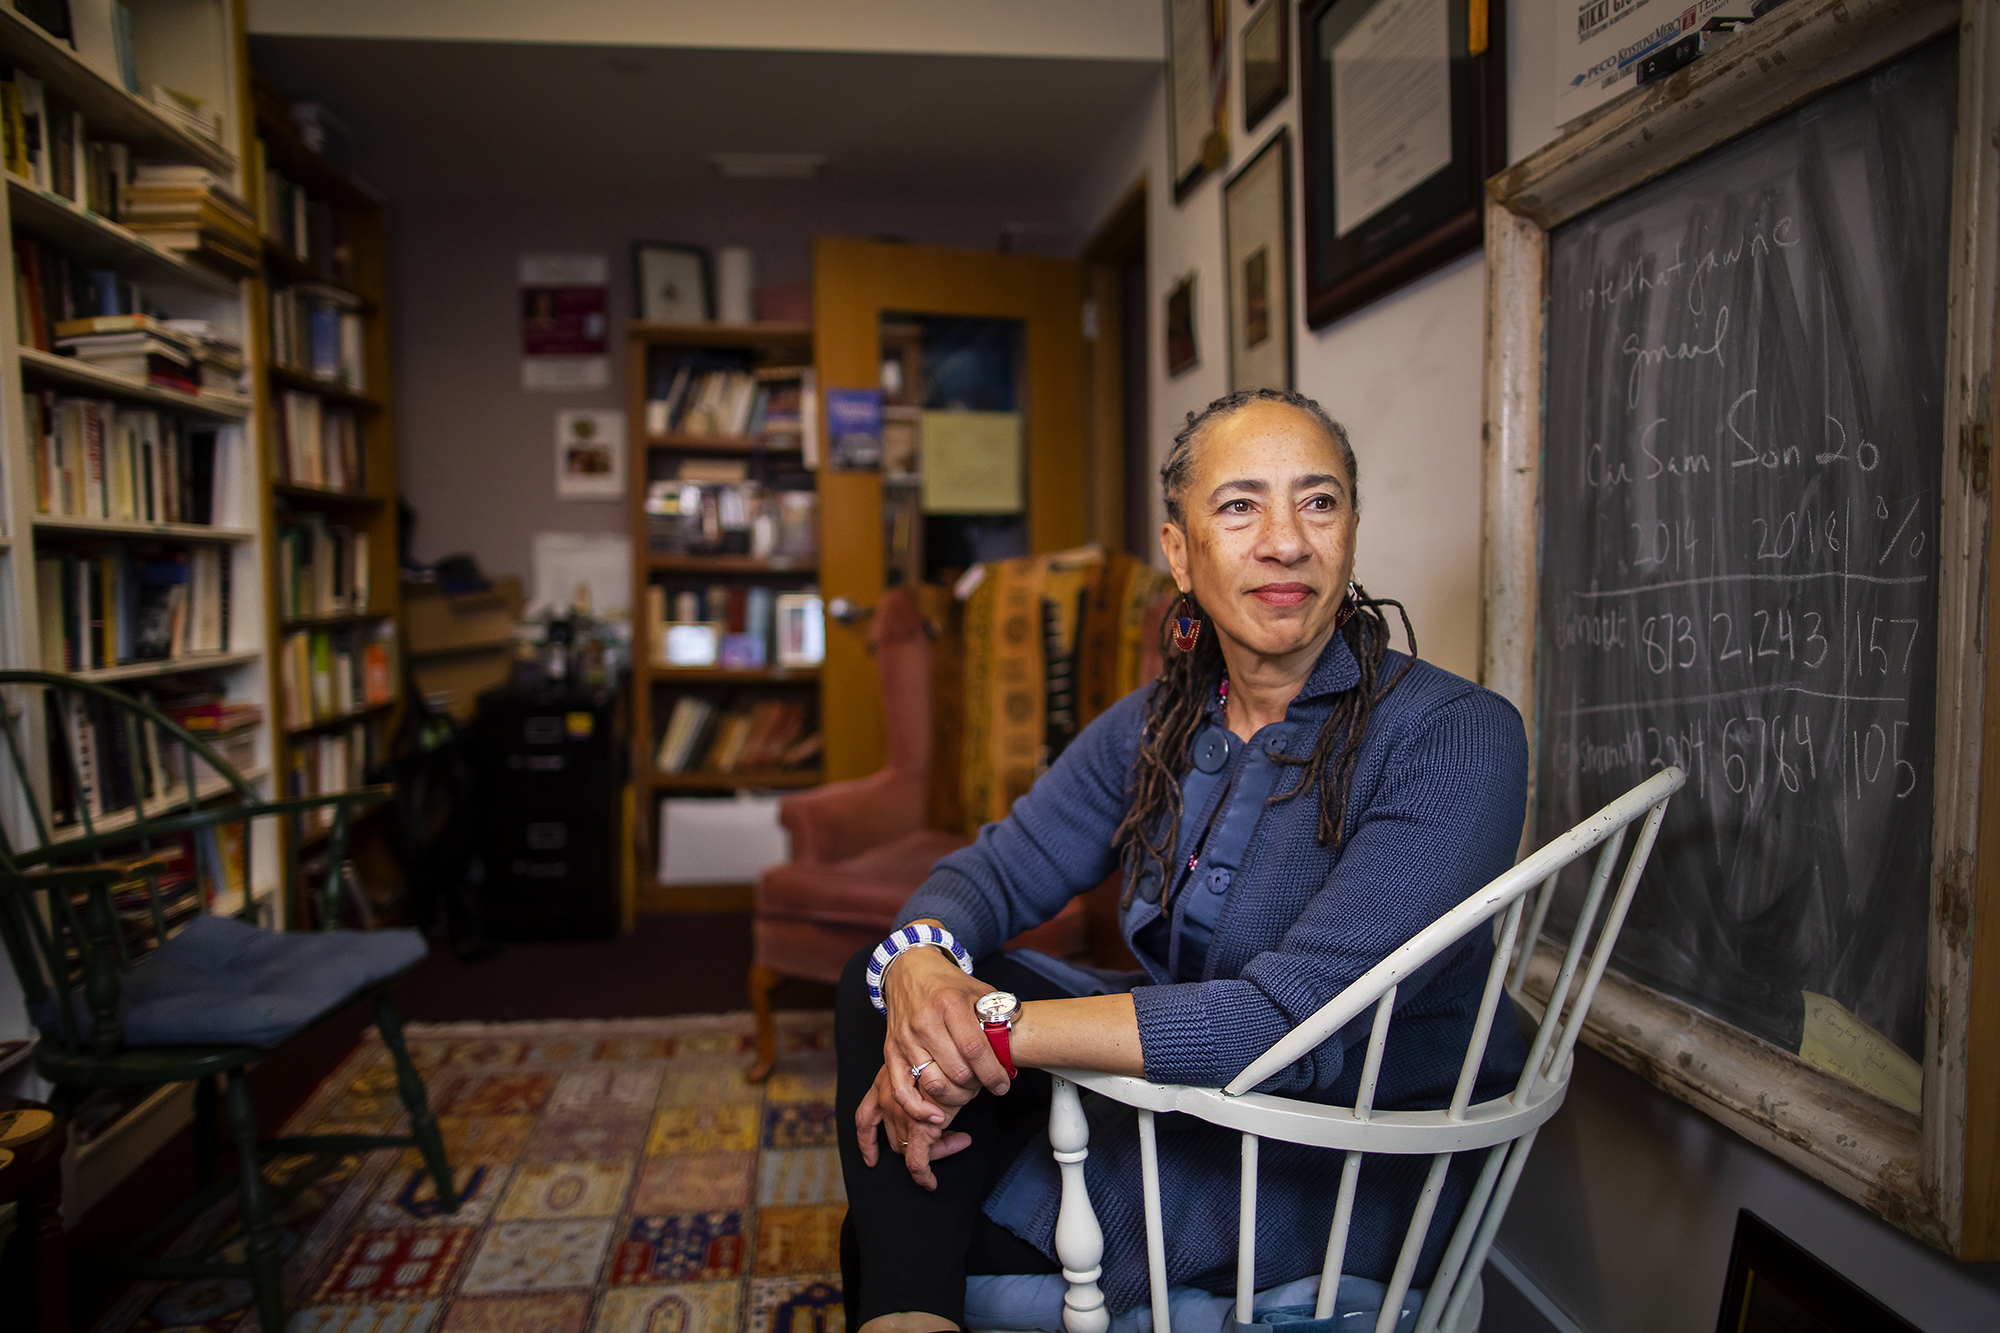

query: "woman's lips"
xmin=1249 ymin=583 xmax=1314 ymax=607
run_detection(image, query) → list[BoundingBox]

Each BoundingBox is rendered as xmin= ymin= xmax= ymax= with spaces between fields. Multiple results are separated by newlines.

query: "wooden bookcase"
xmin=247 ymin=80 xmax=401 ymax=926
xmin=626 ymin=321 xmax=821 ymax=912
xmin=0 ymin=0 xmax=272 ymax=1214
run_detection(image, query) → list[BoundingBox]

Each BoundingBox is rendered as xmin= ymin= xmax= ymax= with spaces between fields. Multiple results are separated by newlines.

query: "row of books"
xmin=1 ymin=64 xmax=133 ymax=210
xmin=34 ymin=545 xmax=232 ymax=670
xmin=277 ymin=623 xmax=394 ymax=732
xmin=644 ymin=477 xmax=817 ymax=560
xmin=41 ymin=681 xmax=260 ymax=829
xmin=274 ymin=390 xmax=364 ymax=491
xmin=286 ymin=720 xmax=380 ymax=831
xmin=13 ymin=235 xmax=136 ymax=353
xmin=643 ymin=364 xmax=808 ymax=439
xmin=655 ymin=696 xmax=820 ymax=776
xmin=257 ymin=143 xmax=348 ymax=285
xmin=278 ymin=513 xmax=371 ymax=621
xmin=26 ymin=393 xmax=244 ymax=525
xmin=651 ymin=581 xmax=783 ymax=639
xmin=269 ymin=284 xmax=365 ymax=390
xmin=118 ymin=164 xmax=258 ymax=278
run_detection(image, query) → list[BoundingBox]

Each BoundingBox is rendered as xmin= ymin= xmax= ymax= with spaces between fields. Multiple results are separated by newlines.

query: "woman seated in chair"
xmin=836 ymin=388 xmax=1530 ymax=1333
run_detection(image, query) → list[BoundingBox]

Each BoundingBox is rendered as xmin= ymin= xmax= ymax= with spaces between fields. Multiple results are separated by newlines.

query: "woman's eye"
xmin=1303 ymin=494 xmax=1335 ymax=511
xmin=1221 ymin=500 xmax=1253 ymax=515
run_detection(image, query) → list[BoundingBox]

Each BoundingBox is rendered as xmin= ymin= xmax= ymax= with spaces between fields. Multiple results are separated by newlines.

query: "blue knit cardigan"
xmin=896 ymin=627 xmax=1531 ymax=1312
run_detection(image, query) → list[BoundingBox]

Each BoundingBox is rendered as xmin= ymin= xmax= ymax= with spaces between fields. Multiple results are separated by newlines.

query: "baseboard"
xmin=1484 ymin=1247 xmax=1591 ymax=1333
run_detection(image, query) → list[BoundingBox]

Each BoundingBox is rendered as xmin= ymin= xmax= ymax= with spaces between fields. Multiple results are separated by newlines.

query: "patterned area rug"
xmin=91 ymin=1013 xmax=845 ymax=1333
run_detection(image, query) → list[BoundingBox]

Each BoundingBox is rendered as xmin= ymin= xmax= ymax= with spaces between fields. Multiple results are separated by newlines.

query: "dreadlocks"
xmin=1113 ymin=388 xmax=1418 ymax=909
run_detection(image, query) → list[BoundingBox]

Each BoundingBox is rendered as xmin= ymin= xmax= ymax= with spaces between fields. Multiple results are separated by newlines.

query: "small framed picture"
xmin=1224 ymin=128 xmax=1293 ymax=391
xmin=554 ymin=408 xmax=625 ymax=501
xmin=774 ymin=594 xmax=826 ymax=668
xmin=660 ymin=622 xmax=723 ymax=668
xmin=634 ymin=242 xmax=713 ymax=324
xmin=1165 ymin=273 xmax=1199 ymax=378
xmin=1241 ymin=1 xmax=1290 ymax=134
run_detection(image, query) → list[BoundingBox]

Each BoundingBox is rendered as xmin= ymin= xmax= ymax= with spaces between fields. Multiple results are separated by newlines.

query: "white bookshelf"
xmin=0 ymin=1 xmax=271 ymax=1204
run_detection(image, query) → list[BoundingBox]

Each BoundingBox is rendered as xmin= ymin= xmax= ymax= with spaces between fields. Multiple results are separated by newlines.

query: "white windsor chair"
xmin=1041 ymin=766 xmax=1686 ymax=1333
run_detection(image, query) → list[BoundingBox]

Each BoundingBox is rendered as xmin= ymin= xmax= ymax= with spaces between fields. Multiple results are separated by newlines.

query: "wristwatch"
xmin=975 ymin=991 xmax=1021 ymax=1078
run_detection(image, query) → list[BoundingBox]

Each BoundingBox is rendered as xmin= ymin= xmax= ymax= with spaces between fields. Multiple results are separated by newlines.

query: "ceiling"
xmin=248 ymin=37 xmax=1162 ymax=206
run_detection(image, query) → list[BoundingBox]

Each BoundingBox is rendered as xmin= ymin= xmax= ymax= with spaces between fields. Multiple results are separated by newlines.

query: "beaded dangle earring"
xmin=1170 ymin=592 xmax=1201 ymax=652
xmin=1333 ymin=581 xmax=1361 ymax=631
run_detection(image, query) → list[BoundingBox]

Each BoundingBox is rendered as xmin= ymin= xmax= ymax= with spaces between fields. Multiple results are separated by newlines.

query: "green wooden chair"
xmin=0 ymin=670 xmax=456 ymax=1331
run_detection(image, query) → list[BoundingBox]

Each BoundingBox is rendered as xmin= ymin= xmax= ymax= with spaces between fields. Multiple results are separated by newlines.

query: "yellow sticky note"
xmin=920 ymin=410 xmax=1023 ymax=515
xmin=1798 ymin=991 xmax=1922 ymax=1115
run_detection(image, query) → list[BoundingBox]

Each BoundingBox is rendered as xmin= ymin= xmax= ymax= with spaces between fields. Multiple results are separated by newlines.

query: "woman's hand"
xmin=880 ymin=931 xmax=1012 ymax=1124
xmin=854 ymin=1065 xmax=973 ymax=1190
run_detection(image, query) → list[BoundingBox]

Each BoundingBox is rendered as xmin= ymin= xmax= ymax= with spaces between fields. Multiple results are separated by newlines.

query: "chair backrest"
xmin=1048 ymin=766 xmax=1685 ymax=1333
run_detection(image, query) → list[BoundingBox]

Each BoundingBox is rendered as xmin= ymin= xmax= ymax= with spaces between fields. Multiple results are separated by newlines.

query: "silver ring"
xmin=910 ymin=1059 xmax=933 ymax=1079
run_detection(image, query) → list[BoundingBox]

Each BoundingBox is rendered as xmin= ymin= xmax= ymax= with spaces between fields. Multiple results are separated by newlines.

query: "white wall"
xmin=1070 ymin=0 xmax=2000 ymax=1327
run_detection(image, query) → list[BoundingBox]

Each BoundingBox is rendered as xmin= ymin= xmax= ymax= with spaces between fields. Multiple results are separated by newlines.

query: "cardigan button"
xmin=1193 ymin=730 xmax=1229 ymax=773
xmin=1206 ymin=867 xmax=1232 ymax=895
xmin=1136 ymin=870 xmax=1162 ymax=903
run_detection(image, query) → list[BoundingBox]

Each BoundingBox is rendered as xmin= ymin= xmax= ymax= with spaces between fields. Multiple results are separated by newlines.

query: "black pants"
xmin=836 ymin=948 xmax=1072 ymax=1328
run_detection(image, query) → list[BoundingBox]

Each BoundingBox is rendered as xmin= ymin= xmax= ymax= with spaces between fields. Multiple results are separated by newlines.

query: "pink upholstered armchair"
xmin=747 ymin=586 xmax=1087 ymax=1080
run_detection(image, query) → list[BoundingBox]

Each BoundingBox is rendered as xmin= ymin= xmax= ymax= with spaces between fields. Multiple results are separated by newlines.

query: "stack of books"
xmin=162 ymin=319 xmax=246 ymax=395
xmin=149 ymin=85 xmax=224 ymax=146
xmin=54 ymin=313 xmax=203 ymax=392
xmin=644 ymin=364 xmax=811 ymax=439
xmin=120 ymin=165 xmax=259 ymax=277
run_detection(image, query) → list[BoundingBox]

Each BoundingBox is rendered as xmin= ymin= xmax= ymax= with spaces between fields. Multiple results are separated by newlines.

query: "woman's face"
xmin=1160 ymin=401 xmax=1359 ymax=666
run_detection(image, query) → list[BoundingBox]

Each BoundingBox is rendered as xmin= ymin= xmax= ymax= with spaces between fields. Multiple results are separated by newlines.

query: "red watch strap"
xmin=983 ymin=1021 xmax=1018 ymax=1078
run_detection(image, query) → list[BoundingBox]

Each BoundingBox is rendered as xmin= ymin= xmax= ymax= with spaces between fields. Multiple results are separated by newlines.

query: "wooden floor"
xmin=57 ymin=910 xmax=836 ymax=1329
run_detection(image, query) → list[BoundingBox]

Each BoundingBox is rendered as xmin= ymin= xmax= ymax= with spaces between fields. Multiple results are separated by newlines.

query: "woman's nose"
xmin=1256 ymin=508 xmax=1309 ymax=562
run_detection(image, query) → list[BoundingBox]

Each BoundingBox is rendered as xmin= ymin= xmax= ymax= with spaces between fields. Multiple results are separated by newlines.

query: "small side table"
xmin=0 ymin=1100 xmax=69 ymax=1333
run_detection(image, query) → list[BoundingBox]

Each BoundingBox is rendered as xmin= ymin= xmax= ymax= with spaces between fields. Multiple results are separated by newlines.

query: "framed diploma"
xmin=1224 ymin=128 xmax=1293 ymax=391
xmin=1166 ymin=0 xmax=1230 ymax=202
xmin=1298 ymin=0 xmax=1505 ymax=328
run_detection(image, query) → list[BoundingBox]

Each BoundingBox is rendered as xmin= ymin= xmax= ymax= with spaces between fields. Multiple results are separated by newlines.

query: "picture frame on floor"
xmin=1297 ymin=0 xmax=1505 ymax=327
xmin=1223 ymin=127 xmax=1293 ymax=391
xmin=634 ymin=242 xmax=713 ymax=324
xmin=1715 ymin=1212 xmax=1920 ymax=1332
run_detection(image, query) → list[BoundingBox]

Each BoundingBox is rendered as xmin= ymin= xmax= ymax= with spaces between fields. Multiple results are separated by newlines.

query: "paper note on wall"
xmin=920 ymin=410 xmax=1023 ymax=515
xmin=1798 ymin=991 xmax=1922 ymax=1115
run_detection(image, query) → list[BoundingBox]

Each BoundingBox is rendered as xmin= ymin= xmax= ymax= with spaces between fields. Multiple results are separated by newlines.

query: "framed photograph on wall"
xmin=1164 ymin=273 xmax=1199 ymax=378
xmin=1298 ymin=0 xmax=1505 ymax=328
xmin=1241 ymin=1 xmax=1290 ymax=134
xmin=1166 ymin=0 xmax=1230 ymax=202
xmin=634 ymin=242 xmax=713 ymax=324
xmin=1224 ymin=128 xmax=1293 ymax=391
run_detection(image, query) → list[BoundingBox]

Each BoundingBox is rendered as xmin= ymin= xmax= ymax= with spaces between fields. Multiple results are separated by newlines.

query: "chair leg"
xmin=1050 ymin=1076 xmax=1110 ymax=1333
xmin=374 ymin=992 xmax=458 ymax=1213
xmin=193 ymin=1074 xmax=220 ymax=1185
xmin=746 ymin=964 xmax=780 ymax=1083
xmin=224 ymin=1071 xmax=286 ymax=1333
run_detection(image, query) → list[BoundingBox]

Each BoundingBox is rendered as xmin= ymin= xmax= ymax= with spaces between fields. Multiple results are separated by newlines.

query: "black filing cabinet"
xmin=470 ymin=685 xmax=625 ymax=939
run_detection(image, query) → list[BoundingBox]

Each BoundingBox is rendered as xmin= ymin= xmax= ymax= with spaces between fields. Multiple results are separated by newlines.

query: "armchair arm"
xmin=19 ymin=851 xmax=178 ymax=887
xmin=779 ymin=769 xmax=929 ymax=866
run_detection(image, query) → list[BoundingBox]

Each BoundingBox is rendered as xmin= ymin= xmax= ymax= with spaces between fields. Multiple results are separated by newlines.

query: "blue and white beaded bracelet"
xmin=866 ymin=922 xmax=973 ymax=1014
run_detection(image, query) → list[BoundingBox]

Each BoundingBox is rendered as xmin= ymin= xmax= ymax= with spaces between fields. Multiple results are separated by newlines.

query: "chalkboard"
xmin=1536 ymin=39 xmax=1957 ymax=1060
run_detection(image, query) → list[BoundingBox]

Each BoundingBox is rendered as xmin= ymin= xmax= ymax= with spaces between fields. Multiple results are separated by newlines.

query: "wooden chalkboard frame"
xmin=1481 ymin=0 xmax=2000 ymax=1257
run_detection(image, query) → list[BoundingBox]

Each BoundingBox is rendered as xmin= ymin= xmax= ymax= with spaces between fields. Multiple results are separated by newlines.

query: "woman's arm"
xmin=1012 ymin=994 xmax=1144 ymax=1076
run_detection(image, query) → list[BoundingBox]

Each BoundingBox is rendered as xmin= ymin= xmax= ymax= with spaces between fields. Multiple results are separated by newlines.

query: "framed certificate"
xmin=1224 ymin=128 xmax=1293 ymax=391
xmin=1298 ymin=0 xmax=1505 ymax=327
xmin=1166 ymin=0 xmax=1230 ymax=202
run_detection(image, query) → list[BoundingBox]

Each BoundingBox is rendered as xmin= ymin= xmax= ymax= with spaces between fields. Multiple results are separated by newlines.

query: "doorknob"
xmin=826 ymin=598 xmax=874 ymax=625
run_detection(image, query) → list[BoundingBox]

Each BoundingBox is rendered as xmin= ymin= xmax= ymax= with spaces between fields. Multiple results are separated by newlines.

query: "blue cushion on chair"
xmin=36 ymin=916 xmax=428 ymax=1050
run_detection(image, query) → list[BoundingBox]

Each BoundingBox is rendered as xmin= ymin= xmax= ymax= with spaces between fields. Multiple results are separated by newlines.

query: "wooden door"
xmin=814 ymin=238 xmax=1087 ymax=783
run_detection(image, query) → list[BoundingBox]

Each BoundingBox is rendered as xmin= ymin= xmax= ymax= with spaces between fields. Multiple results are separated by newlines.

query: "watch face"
xmin=974 ymin=991 xmax=1019 ymax=1023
